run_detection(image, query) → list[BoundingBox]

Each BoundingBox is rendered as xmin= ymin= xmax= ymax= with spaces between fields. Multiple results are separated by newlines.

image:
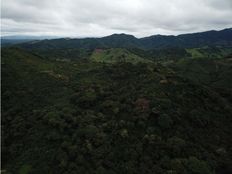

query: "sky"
xmin=1 ymin=0 xmax=232 ymax=38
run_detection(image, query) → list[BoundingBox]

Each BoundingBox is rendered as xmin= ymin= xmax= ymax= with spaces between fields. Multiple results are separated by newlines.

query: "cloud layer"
xmin=2 ymin=0 xmax=232 ymax=37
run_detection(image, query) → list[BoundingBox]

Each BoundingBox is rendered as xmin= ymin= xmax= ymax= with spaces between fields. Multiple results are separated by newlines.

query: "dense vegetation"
xmin=2 ymin=45 xmax=232 ymax=174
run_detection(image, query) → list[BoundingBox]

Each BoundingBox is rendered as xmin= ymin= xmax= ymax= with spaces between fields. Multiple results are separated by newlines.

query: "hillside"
xmin=90 ymin=48 xmax=152 ymax=63
xmin=170 ymin=57 xmax=232 ymax=104
xmin=2 ymin=47 xmax=232 ymax=174
xmin=186 ymin=47 xmax=232 ymax=59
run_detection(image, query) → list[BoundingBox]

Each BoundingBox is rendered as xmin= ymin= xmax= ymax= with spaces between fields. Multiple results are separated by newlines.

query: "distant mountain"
xmin=141 ymin=28 xmax=232 ymax=49
xmin=1 ymin=35 xmax=60 ymax=47
xmin=1 ymin=39 xmax=32 ymax=47
xmin=100 ymin=34 xmax=140 ymax=48
xmin=18 ymin=28 xmax=232 ymax=50
xmin=1 ymin=35 xmax=59 ymax=40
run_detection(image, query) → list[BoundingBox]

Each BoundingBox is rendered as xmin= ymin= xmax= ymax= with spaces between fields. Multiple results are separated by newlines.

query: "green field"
xmin=90 ymin=48 xmax=152 ymax=63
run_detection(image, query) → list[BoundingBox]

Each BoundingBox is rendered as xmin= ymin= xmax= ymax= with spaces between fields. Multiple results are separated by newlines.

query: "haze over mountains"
xmin=2 ymin=28 xmax=232 ymax=49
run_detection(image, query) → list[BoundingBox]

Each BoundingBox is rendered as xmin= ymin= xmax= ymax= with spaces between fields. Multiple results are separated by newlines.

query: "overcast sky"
xmin=1 ymin=0 xmax=232 ymax=38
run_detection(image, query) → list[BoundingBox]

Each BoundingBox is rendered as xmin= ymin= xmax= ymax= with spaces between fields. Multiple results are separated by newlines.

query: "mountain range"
xmin=15 ymin=28 xmax=232 ymax=50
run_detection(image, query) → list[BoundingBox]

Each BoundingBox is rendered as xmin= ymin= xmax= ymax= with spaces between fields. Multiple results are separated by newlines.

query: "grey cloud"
xmin=1 ymin=0 xmax=232 ymax=37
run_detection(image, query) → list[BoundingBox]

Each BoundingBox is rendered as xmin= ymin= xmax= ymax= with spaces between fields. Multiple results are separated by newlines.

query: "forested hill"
xmin=18 ymin=28 xmax=232 ymax=50
xmin=2 ymin=47 xmax=232 ymax=173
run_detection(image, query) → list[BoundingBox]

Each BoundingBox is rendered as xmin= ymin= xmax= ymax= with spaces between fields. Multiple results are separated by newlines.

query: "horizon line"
xmin=1 ymin=27 xmax=231 ymax=40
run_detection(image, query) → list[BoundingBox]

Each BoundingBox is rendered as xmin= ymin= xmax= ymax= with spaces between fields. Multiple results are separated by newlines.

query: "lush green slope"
xmin=170 ymin=56 xmax=232 ymax=105
xmin=186 ymin=47 xmax=232 ymax=59
xmin=171 ymin=57 xmax=232 ymax=88
xmin=2 ymin=48 xmax=232 ymax=174
xmin=90 ymin=48 xmax=152 ymax=63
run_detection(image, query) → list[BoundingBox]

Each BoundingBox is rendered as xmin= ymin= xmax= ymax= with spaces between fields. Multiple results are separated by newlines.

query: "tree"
xmin=158 ymin=114 xmax=173 ymax=129
xmin=184 ymin=157 xmax=212 ymax=174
